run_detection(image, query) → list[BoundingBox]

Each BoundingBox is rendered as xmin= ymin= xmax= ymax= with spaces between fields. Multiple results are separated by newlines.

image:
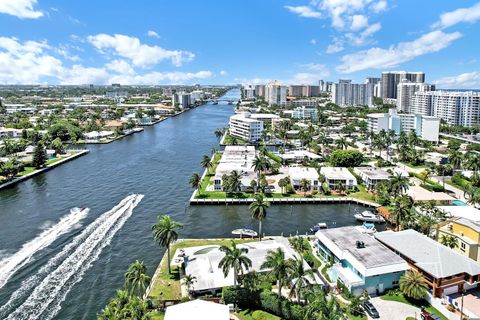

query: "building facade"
xmin=228 ymin=112 xmax=263 ymax=143
xmin=396 ymin=81 xmax=435 ymax=113
xmin=242 ymin=85 xmax=256 ymax=100
xmin=292 ymin=106 xmax=318 ymax=120
xmin=265 ymin=80 xmax=287 ymax=105
xmin=331 ymin=80 xmax=374 ymax=107
xmin=380 ymin=71 xmax=425 ymax=99
xmin=411 ymin=91 xmax=480 ymax=127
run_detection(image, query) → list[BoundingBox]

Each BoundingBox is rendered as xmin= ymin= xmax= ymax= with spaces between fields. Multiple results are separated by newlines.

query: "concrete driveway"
xmin=368 ymin=297 xmax=421 ymax=320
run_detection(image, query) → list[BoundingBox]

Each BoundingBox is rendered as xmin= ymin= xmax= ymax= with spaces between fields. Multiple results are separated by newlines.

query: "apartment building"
xmin=331 ymin=80 xmax=374 ymax=107
xmin=396 ymin=81 xmax=435 ymax=113
xmin=381 ymin=71 xmax=425 ymax=99
xmin=228 ymin=112 xmax=263 ymax=143
xmin=265 ymin=80 xmax=287 ymax=105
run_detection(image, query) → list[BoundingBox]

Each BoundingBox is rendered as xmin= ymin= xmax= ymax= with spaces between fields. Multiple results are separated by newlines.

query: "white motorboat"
xmin=354 ymin=210 xmax=385 ymax=223
xmin=356 ymin=222 xmax=377 ymax=234
xmin=232 ymin=227 xmax=258 ymax=237
xmin=309 ymin=223 xmax=328 ymax=233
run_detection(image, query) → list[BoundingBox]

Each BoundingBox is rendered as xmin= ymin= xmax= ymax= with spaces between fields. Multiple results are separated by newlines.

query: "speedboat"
xmin=354 ymin=210 xmax=385 ymax=223
xmin=357 ymin=222 xmax=377 ymax=234
xmin=232 ymin=226 xmax=258 ymax=238
xmin=309 ymin=223 xmax=328 ymax=233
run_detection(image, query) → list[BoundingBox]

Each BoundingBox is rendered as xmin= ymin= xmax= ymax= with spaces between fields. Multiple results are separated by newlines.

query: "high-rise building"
xmin=255 ymin=85 xmax=266 ymax=97
xmin=396 ymin=81 xmax=435 ymax=113
xmin=331 ymin=80 xmax=374 ymax=107
xmin=367 ymin=109 xmax=440 ymax=142
xmin=380 ymin=71 xmax=425 ymax=99
xmin=229 ymin=112 xmax=264 ymax=142
xmin=242 ymin=85 xmax=256 ymax=99
xmin=265 ymin=80 xmax=287 ymax=105
xmin=319 ymin=80 xmax=333 ymax=92
xmin=288 ymin=85 xmax=304 ymax=97
xmin=411 ymin=91 xmax=480 ymax=127
xmin=303 ymin=85 xmax=320 ymax=97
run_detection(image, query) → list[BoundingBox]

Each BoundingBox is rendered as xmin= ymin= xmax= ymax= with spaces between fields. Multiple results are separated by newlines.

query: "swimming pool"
xmin=453 ymin=200 xmax=467 ymax=206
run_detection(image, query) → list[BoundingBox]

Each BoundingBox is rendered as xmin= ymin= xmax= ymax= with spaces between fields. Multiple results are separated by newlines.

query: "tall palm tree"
xmin=304 ymin=290 xmax=342 ymax=320
xmin=260 ymin=248 xmax=289 ymax=297
xmin=214 ymin=128 xmax=224 ymax=141
xmin=189 ymin=172 xmax=201 ymax=195
xmin=201 ymin=154 xmax=212 ymax=174
xmin=152 ymin=215 xmax=183 ymax=274
xmin=183 ymin=274 xmax=197 ymax=293
xmin=252 ymin=156 xmax=268 ymax=180
xmin=124 ymin=260 xmax=151 ymax=297
xmin=367 ymin=130 xmax=376 ymax=156
xmin=400 ymin=270 xmax=428 ymax=300
xmin=335 ymin=181 xmax=346 ymax=195
xmin=288 ymin=236 xmax=307 ymax=254
xmin=218 ymin=240 xmax=252 ymax=288
xmin=464 ymin=152 xmax=480 ymax=181
xmin=228 ymin=170 xmax=243 ymax=193
xmin=448 ymin=150 xmax=463 ymax=170
xmin=440 ymin=234 xmax=458 ymax=249
xmin=335 ymin=137 xmax=348 ymax=150
xmin=392 ymin=195 xmax=414 ymax=230
xmin=389 ymin=172 xmax=409 ymax=197
xmin=287 ymin=255 xmax=315 ymax=303
xmin=249 ymin=194 xmax=270 ymax=240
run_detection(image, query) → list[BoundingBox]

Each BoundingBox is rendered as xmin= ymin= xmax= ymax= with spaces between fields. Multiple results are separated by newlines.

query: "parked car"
xmin=363 ymin=300 xmax=380 ymax=318
xmin=420 ymin=310 xmax=442 ymax=320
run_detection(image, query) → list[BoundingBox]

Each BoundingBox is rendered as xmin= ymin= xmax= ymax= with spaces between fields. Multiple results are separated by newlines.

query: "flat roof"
xmin=354 ymin=167 xmax=391 ymax=179
xmin=407 ymin=186 xmax=455 ymax=201
xmin=320 ymin=167 xmax=356 ymax=180
xmin=316 ymin=227 xmax=407 ymax=275
xmin=165 ymin=300 xmax=229 ymax=320
xmin=437 ymin=205 xmax=480 ymax=222
xmin=289 ymin=166 xmax=319 ymax=180
xmin=375 ymin=229 xmax=480 ymax=278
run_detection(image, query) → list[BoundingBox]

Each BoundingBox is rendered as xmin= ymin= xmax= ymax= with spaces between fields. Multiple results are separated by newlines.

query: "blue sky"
xmin=0 ymin=0 xmax=479 ymax=88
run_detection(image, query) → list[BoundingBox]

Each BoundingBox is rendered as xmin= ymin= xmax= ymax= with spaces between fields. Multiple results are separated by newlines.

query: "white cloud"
xmin=291 ymin=63 xmax=330 ymax=84
xmin=432 ymin=2 xmax=480 ymax=29
xmin=311 ymin=0 xmax=384 ymax=29
xmin=310 ymin=39 xmax=317 ymax=45
xmin=371 ymin=0 xmax=387 ymax=13
xmin=284 ymin=5 xmax=321 ymax=18
xmin=147 ymin=30 xmax=160 ymax=39
xmin=434 ymin=71 xmax=480 ymax=89
xmin=87 ymin=33 xmax=194 ymax=67
xmin=346 ymin=22 xmax=381 ymax=45
xmin=0 ymin=36 xmax=212 ymax=85
xmin=219 ymin=70 xmax=227 ymax=76
xmin=326 ymin=38 xmax=344 ymax=54
xmin=337 ymin=30 xmax=462 ymax=73
xmin=351 ymin=14 xmax=368 ymax=31
xmin=233 ymin=77 xmax=272 ymax=85
xmin=0 ymin=0 xmax=43 ymax=19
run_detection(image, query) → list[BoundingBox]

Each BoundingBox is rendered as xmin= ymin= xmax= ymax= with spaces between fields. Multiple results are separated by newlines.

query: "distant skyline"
xmin=0 ymin=0 xmax=479 ymax=88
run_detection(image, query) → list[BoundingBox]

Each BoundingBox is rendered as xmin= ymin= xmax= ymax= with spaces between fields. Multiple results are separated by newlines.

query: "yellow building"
xmin=437 ymin=217 xmax=480 ymax=263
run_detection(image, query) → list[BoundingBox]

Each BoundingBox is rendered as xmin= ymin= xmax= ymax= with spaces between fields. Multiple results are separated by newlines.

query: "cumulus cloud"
xmin=0 ymin=36 xmax=212 ymax=85
xmin=337 ymin=30 xmax=462 ymax=73
xmin=291 ymin=63 xmax=330 ymax=84
xmin=350 ymin=15 xmax=369 ymax=31
xmin=87 ymin=33 xmax=195 ymax=67
xmin=284 ymin=5 xmax=321 ymax=18
xmin=147 ymin=30 xmax=160 ymax=38
xmin=346 ymin=22 xmax=381 ymax=46
xmin=432 ymin=2 xmax=480 ymax=29
xmin=326 ymin=38 xmax=344 ymax=54
xmin=371 ymin=0 xmax=387 ymax=13
xmin=0 ymin=0 xmax=43 ymax=19
xmin=434 ymin=71 xmax=480 ymax=89
xmin=219 ymin=70 xmax=227 ymax=76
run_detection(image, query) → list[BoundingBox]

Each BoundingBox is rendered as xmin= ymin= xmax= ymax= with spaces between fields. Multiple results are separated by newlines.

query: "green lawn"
xmin=400 ymin=162 xmax=427 ymax=169
xmin=46 ymin=157 xmax=62 ymax=165
xmin=349 ymin=185 xmax=375 ymax=202
xmin=149 ymin=311 xmax=165 ymax=320
xmin=148 ymin=239 xmax=255 ymax=301
xmin=381 ymin=294 xmax=448 ymax=320
xmin=223 ymin=133 xmax=248 ymax=145
xmin=236 ymin=309 xmax=281 ymax=320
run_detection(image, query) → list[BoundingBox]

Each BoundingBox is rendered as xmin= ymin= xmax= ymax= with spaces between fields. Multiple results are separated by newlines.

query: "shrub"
xmin=259 ymin=290 xmax=304 ymax=320
xmin=322 ymin=182 xmax=331 ymax=195
xmin=329 ymin=150 xmax=364 ymax=167
xmin=223 ymin=287 xmax=259 ymax=309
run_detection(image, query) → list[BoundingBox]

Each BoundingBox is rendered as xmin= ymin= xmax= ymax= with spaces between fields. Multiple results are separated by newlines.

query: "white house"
xmin=164 ymin=300 xmax=229 ymax=320
xmin=354 ymin=167 xmax=391 ymax=190
xmin=229 ymin=112 xmax=264 ymax=143
xmin=289 ymin=167 xmax=320 ymax=191
xmin=320 ymin=167 xmax=357 ymax=190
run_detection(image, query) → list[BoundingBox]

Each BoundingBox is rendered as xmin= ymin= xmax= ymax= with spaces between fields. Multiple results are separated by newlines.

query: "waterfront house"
xmin=164 ymin=300 xmax=229 ymax=320
xmin=375 ymin=229 xmax=480 ymax=297
xmin=228 ymin=112 xmax=264 ymax=143
xmin=211 ymin=146 xmax=256 ymax=191
xmin=178 ymin=238 xmax=320 ymax=295
xmin=354 ymin=167 xmax=391 ymax=190
xmin=279 ymin=150 xmax=321 ymax=163
xmin=406 ymin=185 xmax=455 ymax=203
xmin=316 ymin=226 xmax=409 ymax=296
xmin=320 ymin=167 xmax=357 ymax=190
xmin=289 ymin=166 xmax=320 ymax=191
xmin=83 ymin=130 xmax=114 ymax=142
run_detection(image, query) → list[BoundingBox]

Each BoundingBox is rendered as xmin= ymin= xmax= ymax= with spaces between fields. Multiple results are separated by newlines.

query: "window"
xmin=392 ymin=280 xmax=399 ymax=286
xmin=460 ymin=242 xmax=466 ymax=252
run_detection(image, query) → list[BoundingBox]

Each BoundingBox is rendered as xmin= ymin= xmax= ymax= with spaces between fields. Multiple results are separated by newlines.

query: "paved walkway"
xmin=369 ymin=297 xmax=421 ymax=320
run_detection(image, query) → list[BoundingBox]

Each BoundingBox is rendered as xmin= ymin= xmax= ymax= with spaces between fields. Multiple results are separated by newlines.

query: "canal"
xmin=0 ymin=89 xmax=373 ymax=319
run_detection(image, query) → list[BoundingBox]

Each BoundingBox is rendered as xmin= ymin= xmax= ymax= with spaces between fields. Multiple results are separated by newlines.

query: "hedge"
xmin=408 ymin=172 xmax=445 ymax=192
xmin=260 ymin=290 xmax=304 ymax=320
xmin=322 ymin=182 xmax=331 ymax=195
xmin=266 ymin=151 xmax=282 ymax=164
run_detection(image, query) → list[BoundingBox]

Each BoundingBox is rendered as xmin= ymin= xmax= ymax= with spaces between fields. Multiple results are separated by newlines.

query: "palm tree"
xmin=448 ymin=150 xmax=463 ymax=170
xmin=466 ymin=187 xmax=480 ymax=207
xmin=249 ymin=194 xmax=270 ymax=240
xmin=218 ymin=240 xmax=252 ymax=288
xmin=389 ymin=172 xmax=409 ymax=197
xmin=252 ymin=156 xmax=268 ymax=180
xmin=464 ymin=152 xmax=480 ymax=181
xmin=304 ymin=290 xmax=342 ymax=320
xmin=335 ymin=181 xmax=346 ymax=195
xmin=124 ymin=260 xmax=151 ymax=297
xmin=440 ymin=234 xmax=458 ymax=249
xmin=152 ymin=215 xmax=183 ymax=274
xmin=183 ymin=274 xmax=197 ymax=293
xmin=214 ymin=128 xmax=223 ymax=141
xmin=399 ymin=270 xmax=428 ymax=300
xmin=367 ymin=130 xmax=376 ymax=156
xmin=335 ymin=137 xmax=348 ymax=150
xmin=201 ymin=154 xmax=212 ymax=174
xmin=278 ymin=177 xmax=287 ymax=194
xmin=260 ymin=248 xmax=289 ymax=297
xmin=299 ymin=178 xmax=311 ymax=196
xmin=392 ymin=195 xmax=414 ymax=230
xmin=228 ymin=170 xmax=243 ymax=193
xmin=288 ymin=236 xmax=307 ymax=254
xmin=287 ymin=256 xmax=315 ymax=303
xmin=189 ymin=172 xmax=201 ymax=195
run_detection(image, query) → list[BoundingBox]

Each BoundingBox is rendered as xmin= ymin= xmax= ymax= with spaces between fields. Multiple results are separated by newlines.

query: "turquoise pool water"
xmin=453 ymin=200 xmax=467 ymax=206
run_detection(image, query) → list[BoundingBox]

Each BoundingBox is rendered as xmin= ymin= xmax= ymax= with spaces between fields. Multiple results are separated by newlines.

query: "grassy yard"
xmin=381 ymin=294 xmax=448 ymax=320
xmin=18 ymin=166 xmax=36 ymax=176
xmin=223 ymin=133 xmax=247 ymax=145
xmin=149 ymin=311 xmax=165 ymax=320
xmin=236 ymin=309 xmax=281 ymax=320
xmin=349 ymin=185 xmax=375 ymax=202
xmin=148 ymin=239 xmax=255 ymax=301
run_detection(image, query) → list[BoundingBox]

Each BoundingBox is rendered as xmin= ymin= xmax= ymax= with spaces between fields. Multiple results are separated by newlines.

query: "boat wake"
xmin=0 ymin=194 xmax=144 ymax=320
xmin=0 ymin=207 xmax=90 ymax=290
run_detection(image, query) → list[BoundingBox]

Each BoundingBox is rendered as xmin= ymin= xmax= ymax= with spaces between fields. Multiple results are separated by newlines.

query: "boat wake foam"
xmin=0 ymin=194 xmax=144 ymax=320
xmin=0 ymin=207 xmax=90 ymax=290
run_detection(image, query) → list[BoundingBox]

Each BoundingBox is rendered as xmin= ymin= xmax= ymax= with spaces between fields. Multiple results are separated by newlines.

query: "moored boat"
xmin=309 ymin=223 xmax=328 ymax=233
xmin=232 ymin=226 xmax=258 ymax=238
xmin=354 ymin=210 xmax=385 ymax=223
